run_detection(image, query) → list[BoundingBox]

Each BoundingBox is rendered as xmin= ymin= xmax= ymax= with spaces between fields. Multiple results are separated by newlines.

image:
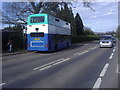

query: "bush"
xmin=2 ymin=25 xmax=24 ymax=52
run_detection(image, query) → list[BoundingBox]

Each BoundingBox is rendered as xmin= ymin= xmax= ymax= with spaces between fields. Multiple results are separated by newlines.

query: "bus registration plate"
xmin=35 ymin=38 xmax=40 ymax=40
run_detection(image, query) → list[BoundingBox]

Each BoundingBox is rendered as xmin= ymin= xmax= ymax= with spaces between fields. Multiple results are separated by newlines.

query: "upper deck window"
xmin=30 ymin=16 xmax=44 ymax=23
xmin=55 ymin=19 xmax=59 ymax=22
xmin=66 ymin=23 xmax=68 ymax=25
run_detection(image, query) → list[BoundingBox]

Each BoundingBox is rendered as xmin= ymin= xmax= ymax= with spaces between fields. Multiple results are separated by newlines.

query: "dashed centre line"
xmin=116 ymin=64 xmax=120 ymax=74
xmin=93 ymin=45 xmax=118 ymax=89
xmin=93 ymin=78 xmax=102 ymax=88
xmin=99 ymin=63 xmax=109 ymax=77
xmin=109 ymin=53 xmax=114 ymax=60
xmin=93 ymin=63 xmax=109 ymax=89
xmin=113 ymin=48 xmax=116 ymax=52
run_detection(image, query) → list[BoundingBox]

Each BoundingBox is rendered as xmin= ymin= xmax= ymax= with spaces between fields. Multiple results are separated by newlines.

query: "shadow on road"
xmin=36 ymin=44 xmax=84 ymax=54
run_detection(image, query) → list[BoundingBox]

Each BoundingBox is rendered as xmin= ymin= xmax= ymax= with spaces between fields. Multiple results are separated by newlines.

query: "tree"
xmin=2 ymin=1 xmax=68 ymax=25
xmin=2 ymin=25 xmax=24 ymax=50
xmin=82 ymin=1 xmax=95 ymax=11
xmin=84 ymin=26 xmax=94 ymax=35
xmin=2 ymin=1 xmax=93 ymax=25
xmin=74 ymin=13 xmax=84 ymax=35
xmin=29 ymin=1 xmax=44 ymax=14
xmin=2 ymin=2 xmax=31 ymax=24
xmin=41 ymin=2 xmax=72 ymax=23
xmin=41 ymin=2 xmax=61 ymax=17
xmin=116 ymin=25 xmax=120 ymax=38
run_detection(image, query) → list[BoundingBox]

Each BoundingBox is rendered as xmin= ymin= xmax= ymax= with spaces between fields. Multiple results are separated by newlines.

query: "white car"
xmin=100 ymin=35 xmax=113 ymax=48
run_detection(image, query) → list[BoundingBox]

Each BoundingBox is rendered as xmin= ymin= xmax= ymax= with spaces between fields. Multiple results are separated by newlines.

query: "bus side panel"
xmin=48 ymin=34 xmax=71 ymax=51
xmin=48 ymin=24 xmax=71 ymax=51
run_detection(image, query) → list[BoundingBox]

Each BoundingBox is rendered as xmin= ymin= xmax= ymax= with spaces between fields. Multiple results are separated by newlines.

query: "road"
xmin=1 ymin=41 xmax=119 ymax=89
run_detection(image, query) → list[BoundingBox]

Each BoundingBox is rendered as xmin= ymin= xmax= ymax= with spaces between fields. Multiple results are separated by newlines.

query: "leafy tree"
xmin=116 ymin=25 xmax=120 ymax=38
xmin=2 ymin=1 xmax=93 ymax=25
xmin=2 ymin=25 xmax=24 ymax=50
xmin=41 ymin=2 xmax=61 ymax=16
xmin=2 ymin=2 xmax=55 ymax=24
xmin=84 ymin=26 xmax=94 ymax=35
xmin=60 ymin=2 xmax=71 ymax=22
xmin=2 ymin=2 xmax=67 ymax=25
xmin=69 ymin=7 xmax=76 ymax=36
xmin=74 ymin=13 xmax=84 ymax=35
xmin=2 ymin=2 xmax=31 ymax=24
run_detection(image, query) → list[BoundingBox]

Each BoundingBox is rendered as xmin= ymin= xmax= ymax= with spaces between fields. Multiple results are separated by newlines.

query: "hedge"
xmin=71 ymin=35 xmax=100 ymax=43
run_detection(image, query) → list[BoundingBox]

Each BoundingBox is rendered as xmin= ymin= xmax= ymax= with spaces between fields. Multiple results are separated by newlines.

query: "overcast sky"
xmin=72 ymin=2 xmax=118 ymax=33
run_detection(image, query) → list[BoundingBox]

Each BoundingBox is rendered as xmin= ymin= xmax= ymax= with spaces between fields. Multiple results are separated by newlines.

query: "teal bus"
xmin=27 ymin=14 xmax=71 ymax=51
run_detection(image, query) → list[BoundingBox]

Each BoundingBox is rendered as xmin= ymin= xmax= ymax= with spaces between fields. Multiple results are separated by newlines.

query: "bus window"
xmin=30 ymin=33 xmax=44 ymax=37
xmin=66 ymin=23 xmax=68 ymax=25
xmin=30 ymin=16 xmax=44 ymax=23
xmin=55 ymin=19 xmax=59 ymax=22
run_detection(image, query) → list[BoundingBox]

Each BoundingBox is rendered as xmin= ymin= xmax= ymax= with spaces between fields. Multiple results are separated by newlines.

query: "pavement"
xmin=2 ymin=50 xmax=29 ymax=57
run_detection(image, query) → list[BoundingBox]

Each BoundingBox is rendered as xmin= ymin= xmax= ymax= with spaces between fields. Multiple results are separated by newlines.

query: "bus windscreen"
xmin=30 ymin=33 xmax=44 ymax=37
xmin=30 ymin=16 xmax=44 ymax=23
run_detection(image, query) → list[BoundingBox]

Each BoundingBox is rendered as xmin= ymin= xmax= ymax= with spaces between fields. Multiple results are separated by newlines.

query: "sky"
xmin=72 ymin=1 xmax=118 ymax=33
xmin=0 ymin=0 xmax=119 ymax=33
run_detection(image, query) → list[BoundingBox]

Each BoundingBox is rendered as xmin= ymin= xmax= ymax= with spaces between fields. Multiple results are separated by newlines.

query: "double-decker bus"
xmin=27 ymin=14 xmax=71 ymax=51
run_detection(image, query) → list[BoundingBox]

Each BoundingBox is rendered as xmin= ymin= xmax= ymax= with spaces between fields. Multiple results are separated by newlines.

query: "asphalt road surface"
xmin=1 ymin=41 xmax=119 ymax=89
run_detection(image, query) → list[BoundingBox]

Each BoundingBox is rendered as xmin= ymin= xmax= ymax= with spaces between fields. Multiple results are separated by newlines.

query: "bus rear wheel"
xmin=55 ymin=44 xmax=58 ymax=50
xmin=67 ymin=42 xmax=70 ymax=47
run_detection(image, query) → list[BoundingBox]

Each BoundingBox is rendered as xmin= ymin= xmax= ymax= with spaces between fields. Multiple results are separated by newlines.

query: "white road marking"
xmin=85 ymin=44 xmax=89 ymax=46
xmin=93 ymin=78 xmax=102 ymax=88
xmin=109 ymin=53 xmax=114 ymax=60
xmin=88 ymin=46 xmax=98 ymax=51
xmin=39 ymin=65 xmax=52 ymax=71
xmin=73 ymin=51 xmax=88 ymax=55
xmin=100 ymin=63 xmax=109 ymax=77
xmin=33 ymin=58 xmax=64 ymax=70
xmin=0 ymin=83 xmax=6 ymax=86
xmin=93 ymin=41 xmax=98 ymax=43
xmin=88 ymin=48 xmax=93 ymax=50
xmin=113 ymin=49 xmax=116 ymax=52
xmin=116 ymin=64 xmax=120 ymax=74
xmin=53 ymin=58 xmax=70 ymax=65
xmin=74 ymin=46 xmax=98 ymax=56
xmin=92 ymin=46 xmax=98 ymax=50
xmin=12 ymin=59 xmax=17 ymax=61
xmin=52 ymin=60 xmax=64 ymax=65
xmin=93 ymin=63 xmax=110 ymax=89
xmin=34 ymin=58 xmax=70 ymax=71
xmin=77 ymin=51 xmax=88 ymax=55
